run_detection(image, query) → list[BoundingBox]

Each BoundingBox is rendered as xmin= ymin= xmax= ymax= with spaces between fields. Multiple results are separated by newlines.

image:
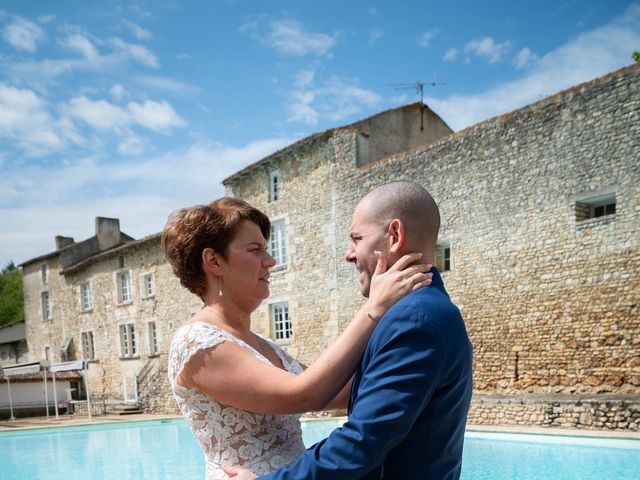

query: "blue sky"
xmin=1 ymin=0 xmax=638 ymax=268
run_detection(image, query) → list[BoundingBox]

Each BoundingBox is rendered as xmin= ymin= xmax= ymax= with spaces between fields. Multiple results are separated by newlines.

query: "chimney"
xmin=55 ymin=235 xmax=75 ymax=250
xmin=95 ymin=217 xmax=122 ymax=251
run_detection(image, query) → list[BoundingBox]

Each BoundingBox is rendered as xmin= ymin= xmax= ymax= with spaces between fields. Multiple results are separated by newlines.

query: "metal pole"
xmin=7 ymin=376 xmax=15 ymax=421
xmin=43 ymin=369 xmax=50 ymax=420
xmin=83 ymin=370 xmax=92 ymax=423
xmin=52 ymin=371 xmax=59 ymax=420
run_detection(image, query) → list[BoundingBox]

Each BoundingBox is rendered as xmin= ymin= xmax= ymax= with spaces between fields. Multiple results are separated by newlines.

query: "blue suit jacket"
xmin=261 ymin=269 xmax=473 ymax=479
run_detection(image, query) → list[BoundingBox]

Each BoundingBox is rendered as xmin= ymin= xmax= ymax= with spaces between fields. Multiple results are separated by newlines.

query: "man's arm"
xmin=260 ymin=305 xmax=442 ymax=480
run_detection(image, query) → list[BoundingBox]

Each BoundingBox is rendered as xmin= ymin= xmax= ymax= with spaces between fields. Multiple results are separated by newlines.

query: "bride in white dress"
xmin=163 ymin=197 xmax=430 ymax=479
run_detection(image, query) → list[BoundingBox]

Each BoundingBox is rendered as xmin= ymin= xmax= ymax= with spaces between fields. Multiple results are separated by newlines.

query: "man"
xmin=225 ymin=181 xmax=473 ymax=479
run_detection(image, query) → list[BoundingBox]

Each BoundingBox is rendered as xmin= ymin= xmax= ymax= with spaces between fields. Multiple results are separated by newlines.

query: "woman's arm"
xmin=322 ymin=378 xmax=352 ymax=410
xmin=178 ymin=253 xmax=431 ymax=414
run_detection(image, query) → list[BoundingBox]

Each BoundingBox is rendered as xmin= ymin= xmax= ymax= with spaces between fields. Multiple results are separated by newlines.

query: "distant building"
xmin=0 ymin=321 xmax=27 ymax=367
xmin=20 ymin=64 xmax=640 ymax=430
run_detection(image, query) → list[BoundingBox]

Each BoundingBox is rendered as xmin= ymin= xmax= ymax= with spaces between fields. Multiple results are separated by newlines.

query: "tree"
xmin=633 ymin=51 xmax=640 ymax=62
xmin=0 ymin=264 xmax=24 ymax=327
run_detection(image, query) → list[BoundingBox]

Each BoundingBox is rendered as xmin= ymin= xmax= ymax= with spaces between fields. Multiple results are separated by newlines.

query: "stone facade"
xmin=20 ymin=65 xmax=639 ymax=430
xmin=21 ymin=226 xmax=200 ymax=415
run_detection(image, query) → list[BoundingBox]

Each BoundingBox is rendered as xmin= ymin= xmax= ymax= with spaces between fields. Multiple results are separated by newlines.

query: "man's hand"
xmin=221 ymin=464 xmax=257 ymax=479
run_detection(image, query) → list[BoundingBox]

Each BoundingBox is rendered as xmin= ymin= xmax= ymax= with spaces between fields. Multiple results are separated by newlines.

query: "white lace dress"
xmin=168 ymin=321 xmax=306 ymax=479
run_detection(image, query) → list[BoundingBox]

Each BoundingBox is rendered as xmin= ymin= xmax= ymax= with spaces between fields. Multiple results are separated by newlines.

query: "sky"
xmin=1 ymin=0 xmax=638 ymax=268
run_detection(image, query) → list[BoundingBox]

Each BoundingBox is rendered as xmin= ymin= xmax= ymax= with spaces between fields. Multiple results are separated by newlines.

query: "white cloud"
xmin=427 ymin=4 xmax=640 ymax=131
xmin=61 ymin=33 xmax=101 ymax=62
xmin=111 ymin=37 xmax=159 ymax=68
xmin=241 ymin=17 xmax=336 ymax=56
xmin=135 ymin=75 xmax=201 ymax=94
xmin=37 ymin=15 xmax=56 ymax=25
xmin=514 ymin=47 xmax=537 ymax=69
xmin=369 ymin=29 xmax=383 ymax=45
xmin=3 ymin=16 xmax=45 ymax=53
xmin=443 ymin=48 xmax=458 ymax=61
xmin=0 ymin=83 xmax=68 ymax=155
xmin=288 ymin=69 xmax=381 ymax=125
xmin=464 ymin=36 xmax=512 ymax=63
xmin=417 ymin=29 xmax=438 ymax=48
xmin=110 ymin=84 xmax=126 ymax=101
xmin=0 ymin=138 xmax=292 ymax=267
xmin=127 ymin=99 xmax=186 ymax=132
xmin=124 ymin=20 xmax=151 ymax=40
xmin=64 ymin=95 xmax=186 ymax=133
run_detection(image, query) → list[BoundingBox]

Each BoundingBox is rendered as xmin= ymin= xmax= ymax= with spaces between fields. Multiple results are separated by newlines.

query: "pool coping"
xmin=1 ymin=414 xmax=638 ymax=441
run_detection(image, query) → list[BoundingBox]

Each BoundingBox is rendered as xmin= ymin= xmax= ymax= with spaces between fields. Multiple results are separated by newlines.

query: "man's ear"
xmin=387 ymin=219 xmax=405 ymax=254
xmin=202 ymin=247 xmax=223 ymax=276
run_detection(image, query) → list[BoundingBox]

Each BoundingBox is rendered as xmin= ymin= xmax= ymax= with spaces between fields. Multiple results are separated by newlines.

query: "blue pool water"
xmin=1 ymin=419 xmax=638 ymax=479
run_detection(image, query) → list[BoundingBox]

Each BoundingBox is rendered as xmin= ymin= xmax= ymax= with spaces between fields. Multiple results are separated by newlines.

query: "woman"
xmin=164 ymin=197 xmax=431 ymax=479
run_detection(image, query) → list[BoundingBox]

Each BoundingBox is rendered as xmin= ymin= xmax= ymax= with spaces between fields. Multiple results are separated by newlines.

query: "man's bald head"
xmin=358 ymin=181 xmax=440 ymax=253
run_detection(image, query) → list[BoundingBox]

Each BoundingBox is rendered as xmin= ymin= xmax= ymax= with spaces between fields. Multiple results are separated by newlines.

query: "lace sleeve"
xmin=168 ymin=322 xmax=228 ymax=385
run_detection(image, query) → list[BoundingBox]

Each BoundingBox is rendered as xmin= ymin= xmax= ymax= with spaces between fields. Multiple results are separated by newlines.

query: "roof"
xmin=60 ymin=232 xmax=162 ymax=275
xmin=223 ymin=102 xmax=429 ymax=185
xmin=0 ymin=370 xmax=82 ymax=383
xmin=0 ymin=321 xmax=26 ymax=344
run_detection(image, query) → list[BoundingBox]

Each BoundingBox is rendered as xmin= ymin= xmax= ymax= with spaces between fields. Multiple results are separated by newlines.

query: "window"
xmin=117 ymin=271 xmax=132 ymax=303
xmin=80 ymin=282 xmax=93 ymax=311
xmin=271 ymin=302 xmax=292 ymax=341
xmin=118 ymin=256 xmax=125 ymax=269
xmin=81 ymin=331 xmax=95 ymax=360
xmin=269 ymin=170 xmax=280 ymax=202
xmin=119 ymin=324 xmax=137 ymax=358
xmin=148 ymin=321 xmax=159 ymax=355
xmin=41 ymin=264 xmax=48 ymax=284
xmin=143 ymin=273 xmax=155 ymax=298
xmin=44 ymin=346 xmax=51 ymax=363
xmin=270 ymin=219 xmax=288 ymax=267
xmin=41 ymin=291 xmax=51 ymax=321
xmin=575 ymin=191 xmax=616 ymax=222
xmin=436 ymin=241 xmax=451 ymax=272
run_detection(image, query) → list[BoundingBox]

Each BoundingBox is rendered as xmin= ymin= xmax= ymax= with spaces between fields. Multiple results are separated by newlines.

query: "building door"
xmin=123 ymin=375 xmax=138 ymax=404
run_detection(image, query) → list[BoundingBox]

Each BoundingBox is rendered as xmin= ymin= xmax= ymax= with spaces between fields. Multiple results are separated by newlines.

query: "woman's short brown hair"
xmin=161 ymin=197 xmax=271 ymax=299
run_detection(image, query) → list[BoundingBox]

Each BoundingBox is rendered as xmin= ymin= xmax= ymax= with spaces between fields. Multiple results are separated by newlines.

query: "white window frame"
xmin=41 ymin=291 xmax=51 ymax=321
xmin=271 ymin=302 xmax=292 ymax=342
xmin=436 ymin=241 xmax=451 ymax=272
xmin=41 ymin=264 xmax=48 ymax=284
xmin=81 ymin=331 xmax=95 ymax=360
xmin=142 ymin=273 xmax=155 ymax=298
xmin=270 ymin=219 xmax=288 ymax=268
xmin=147 ymin=321 xmax=159 ymax=355
xmin=116 ymin=271 xmax=132 ymax=304
xmin=119 ymin=323 xmax=137 ymax=358
xmin=269 ymin=170 xmax=280 ymax=202
xmin=80 ymin=282 xmax=93 ymax=311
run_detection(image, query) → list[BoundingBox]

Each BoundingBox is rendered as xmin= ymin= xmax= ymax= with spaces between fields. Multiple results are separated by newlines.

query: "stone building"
xmin=20 ymin=63 xmax=639 ymax=429
xmin=223 ymin=64 xmax=639 ymax=430
xmin=20 ymin=218 xmax=201 ymax=414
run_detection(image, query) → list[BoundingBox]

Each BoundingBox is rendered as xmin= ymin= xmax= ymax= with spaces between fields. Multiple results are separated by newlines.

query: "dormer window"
xmin=269 ymin=170 xmax=280 ymax=202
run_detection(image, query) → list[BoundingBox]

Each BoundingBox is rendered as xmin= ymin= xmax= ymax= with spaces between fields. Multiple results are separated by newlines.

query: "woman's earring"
xmin=218 ymin=277 xmax=223 ymax=296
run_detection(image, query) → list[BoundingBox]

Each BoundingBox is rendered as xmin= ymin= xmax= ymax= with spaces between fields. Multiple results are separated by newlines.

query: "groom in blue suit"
xmin=230 ymin=181 xmax=473 ymax=479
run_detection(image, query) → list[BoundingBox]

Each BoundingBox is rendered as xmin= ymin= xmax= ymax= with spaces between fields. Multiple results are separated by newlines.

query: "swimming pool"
xmin=1 ymin=418 xmax=638 ymax=479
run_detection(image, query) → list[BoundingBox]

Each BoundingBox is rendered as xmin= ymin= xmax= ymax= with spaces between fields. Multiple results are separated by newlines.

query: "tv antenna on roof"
xmin=387 ymin=75 xmax=446 ymax=130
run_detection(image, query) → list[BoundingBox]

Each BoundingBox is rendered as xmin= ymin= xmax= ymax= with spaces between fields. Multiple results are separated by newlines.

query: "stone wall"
xmin=468 ymin=395 xmax=639 ymax=431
